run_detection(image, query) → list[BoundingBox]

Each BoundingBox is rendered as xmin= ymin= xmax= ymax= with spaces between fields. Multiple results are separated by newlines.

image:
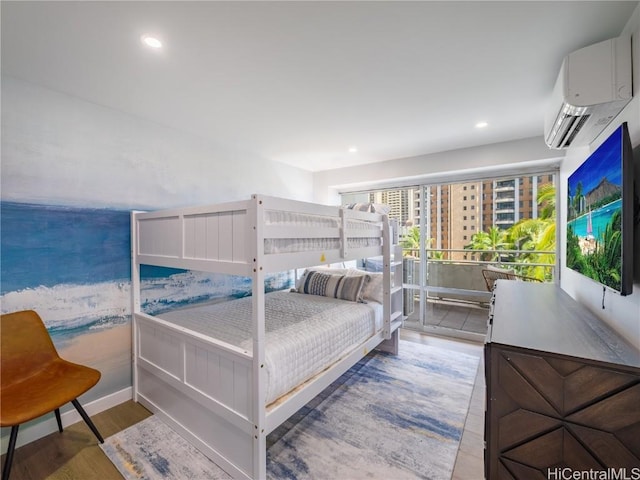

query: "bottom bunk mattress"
xmin=156 ymin=290 xmax=383 ymax=405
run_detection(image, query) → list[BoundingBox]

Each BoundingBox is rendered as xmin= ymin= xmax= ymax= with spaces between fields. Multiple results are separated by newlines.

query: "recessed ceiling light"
xmin=348 ymin=146 xmax=358 ymax=153
xmin=475 ymin=121 xmax=489 ymax=129
xmin=141 ymin=35 xmax=162 ymax=49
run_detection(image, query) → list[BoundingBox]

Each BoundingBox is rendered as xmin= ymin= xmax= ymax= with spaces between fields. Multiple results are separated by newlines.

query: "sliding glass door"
xmin=342 ymin=171 xmax=557 ymax=340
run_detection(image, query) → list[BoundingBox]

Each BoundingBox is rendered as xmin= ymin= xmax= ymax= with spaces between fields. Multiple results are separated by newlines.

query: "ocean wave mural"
xmin=1 ymin=202 xmax=132 ymax=339
xmin=1 ymin=202 xmax=134 ymax=405
xmin=140 ymin=268 xmax=292 ymax=316
xmin=0 ymin=202 xmax=131 ymax=344
xmin=0 ymin=201 xmax=293 ymax=406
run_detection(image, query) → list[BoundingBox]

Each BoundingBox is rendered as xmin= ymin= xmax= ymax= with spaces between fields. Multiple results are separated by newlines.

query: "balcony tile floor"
xmin=405 ymin=299 xmax=490 ymax=338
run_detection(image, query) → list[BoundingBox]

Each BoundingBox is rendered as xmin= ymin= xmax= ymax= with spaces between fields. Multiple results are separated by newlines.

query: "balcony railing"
xmin=401 ymin=247 xmax=556 ymax=305
xmin=399 ymin=247 xmax=556 ymax=338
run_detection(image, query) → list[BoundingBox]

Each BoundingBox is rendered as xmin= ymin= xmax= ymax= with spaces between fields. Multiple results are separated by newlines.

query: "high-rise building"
xmin=368 ymin=189 xmax=415 ymax=227
xmin=356 ymin=174 xmax=554 ymax=260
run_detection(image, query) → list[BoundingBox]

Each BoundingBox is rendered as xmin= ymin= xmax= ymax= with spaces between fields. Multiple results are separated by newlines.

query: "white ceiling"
xmin=2 ymin=1 xmax=637 ymax=172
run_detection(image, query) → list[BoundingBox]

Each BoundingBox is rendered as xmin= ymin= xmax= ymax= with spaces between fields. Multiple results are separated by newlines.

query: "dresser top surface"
xmin=488 ymin=281 xmax=640 ymax=368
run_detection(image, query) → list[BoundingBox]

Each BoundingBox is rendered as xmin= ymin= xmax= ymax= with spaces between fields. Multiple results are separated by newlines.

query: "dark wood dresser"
xmin=484 ymin=281 xmax=640 ymax=479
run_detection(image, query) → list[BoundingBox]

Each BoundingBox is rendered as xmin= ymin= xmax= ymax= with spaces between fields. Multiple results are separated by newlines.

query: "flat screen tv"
xmin=566 ymin=122 xmax=634 ymax=296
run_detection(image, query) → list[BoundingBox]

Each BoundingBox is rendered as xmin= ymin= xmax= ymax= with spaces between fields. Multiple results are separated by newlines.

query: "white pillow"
xmin=347 ymin=269 xmax=384 ymax=304
xmin=296 ymin=266 xmax=385 ymax=304
xmin=362 ymin=272 xmax=384 ymax=304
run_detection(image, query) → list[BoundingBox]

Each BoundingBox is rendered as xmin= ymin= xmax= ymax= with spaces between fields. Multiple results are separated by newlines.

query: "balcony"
xmin=400 ymin=248 xmax=555 ymax=340
xmin=495 ymin=220 xmax=514 ymax=226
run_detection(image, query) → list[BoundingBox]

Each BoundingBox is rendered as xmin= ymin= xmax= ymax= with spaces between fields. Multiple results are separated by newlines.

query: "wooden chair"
xmin=0 ymin=310 xmax=104 ymax=480
xmin=482 ymin=268 xmax=542 ymax=292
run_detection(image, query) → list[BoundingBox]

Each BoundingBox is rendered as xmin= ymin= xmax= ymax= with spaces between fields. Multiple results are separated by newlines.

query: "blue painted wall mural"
xmin=1 ymin=201 xmax=294 ymax=405
xmin=1 ymin=202 xmax=132 ymax=400
xmin=141 ymin=266 xmax=293 ymax=316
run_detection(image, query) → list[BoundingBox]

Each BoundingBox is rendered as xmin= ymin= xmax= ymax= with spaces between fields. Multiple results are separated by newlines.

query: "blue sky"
xmin=567 ymin=126 xmax=623 ymax=198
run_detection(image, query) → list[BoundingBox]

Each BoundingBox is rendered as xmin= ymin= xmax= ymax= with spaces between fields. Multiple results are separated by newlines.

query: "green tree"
xmin=566 ymin=226 xmax=587 ymax=273
xmin=587 ymin=209 xmax=622 ymax=291
xmin=468 ymin=183 xmax=556 ymax=280
xmin=400 ymin=226 xmax=421 ymax=257
xmin=509 ymin=183 xmax=556 ymax=280
xmin=464 ymin=226 xmax=508 ymax=261
xmin=573 ymin=181 xmax=583 ymax=217
xmin=537 ymin=183 xmax=556 ymax=220
xmin=401 ymin=226 xmax=443 ymax=259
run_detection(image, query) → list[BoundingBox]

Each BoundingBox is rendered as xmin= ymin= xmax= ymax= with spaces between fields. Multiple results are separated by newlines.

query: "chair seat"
xmin=0 ymin=358 xmax=100 ymax=427
xmin=1 ymin=309 xmax=104 ymax=480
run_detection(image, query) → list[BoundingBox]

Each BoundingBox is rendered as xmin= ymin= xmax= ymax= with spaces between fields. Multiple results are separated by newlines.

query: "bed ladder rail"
xmin=382 ymin=216 xmax=403 ymax=341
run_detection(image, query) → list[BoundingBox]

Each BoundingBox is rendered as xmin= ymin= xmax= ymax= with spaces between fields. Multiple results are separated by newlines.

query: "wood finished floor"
xmin=1 ymin=400 xmax=152 ymax=480
xmin=2 ymin=331 xmax=485 ymax=479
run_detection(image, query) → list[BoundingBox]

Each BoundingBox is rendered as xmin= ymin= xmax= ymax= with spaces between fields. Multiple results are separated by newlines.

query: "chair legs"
xmin=1 ymin=400 xmax=103 ymax=480
xmin=54 ymin=408 xmax=63 ymax=433
xmin=71 ymin=399 xmax=104 ymax=443
xmin=2 ymin=426 xmax=19 ymax=480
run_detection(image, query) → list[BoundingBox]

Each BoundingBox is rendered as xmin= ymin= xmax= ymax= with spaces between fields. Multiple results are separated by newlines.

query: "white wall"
xmin=312 ymin=136 xmax=562 ymax=205
xmin=1 ymin=76 xmax=313 ymax=209
xmin=312 ymin=4 xmax=640 ymax=349
xmin=560 ymin=6 xmax=640 ymax=349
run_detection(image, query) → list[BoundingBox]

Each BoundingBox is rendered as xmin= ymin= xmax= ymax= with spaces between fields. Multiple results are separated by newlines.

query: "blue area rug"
xmin=101 ymin=340 xmax=480 ymax=479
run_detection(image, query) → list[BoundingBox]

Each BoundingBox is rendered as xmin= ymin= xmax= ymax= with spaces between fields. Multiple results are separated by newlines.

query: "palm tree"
xmin=400 ymin=226 xmax=443 ymax=259
xmin=587 ymin=209 xmax=622 ymax=291
xmin=400 ymin=226 xmax=421 ymax=257
xmin=510 ymin=219 xmax=556 ymax=280
xmin=464 ymin=226 xmax=508 ymax=261
xmin=537 ymin=182 xmax=556 ymax=220
xmin=509 ymin=183 xmax=556 ymax=280
xmin=572 ymin=181 xmax=583 ymax=218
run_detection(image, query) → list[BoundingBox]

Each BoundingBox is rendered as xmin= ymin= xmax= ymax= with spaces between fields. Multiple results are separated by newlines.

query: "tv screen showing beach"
xmin=566 ymin=125 xmax=625 ymax=293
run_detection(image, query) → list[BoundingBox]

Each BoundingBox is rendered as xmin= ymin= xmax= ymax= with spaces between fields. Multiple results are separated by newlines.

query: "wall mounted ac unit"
xmin=544 ymin=35 xmax=632 ymax=149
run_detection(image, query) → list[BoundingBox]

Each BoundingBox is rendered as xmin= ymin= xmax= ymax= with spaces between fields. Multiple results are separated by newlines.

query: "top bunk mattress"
xmin=263 ymin=209 xmax=382 ymax=254
xmin=156 ymin=290 xmax=383 ymax=404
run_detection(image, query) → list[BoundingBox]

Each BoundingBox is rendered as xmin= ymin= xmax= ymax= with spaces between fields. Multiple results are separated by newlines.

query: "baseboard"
xmin=0 ymin=387 xmax=132 ymax=455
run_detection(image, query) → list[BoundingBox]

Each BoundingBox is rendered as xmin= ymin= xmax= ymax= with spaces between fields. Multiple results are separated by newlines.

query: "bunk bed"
xmin=131 ymin=194 xmax=404 ymax=480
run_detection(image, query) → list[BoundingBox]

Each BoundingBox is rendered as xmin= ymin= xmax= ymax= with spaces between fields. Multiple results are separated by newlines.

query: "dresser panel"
xmin=485 ymin=281 xmax=640 ymax=479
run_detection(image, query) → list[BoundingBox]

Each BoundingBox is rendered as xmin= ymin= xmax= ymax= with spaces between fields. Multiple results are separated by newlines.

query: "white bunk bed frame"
xmin=131 ymin=194 xmax=403 ymax=480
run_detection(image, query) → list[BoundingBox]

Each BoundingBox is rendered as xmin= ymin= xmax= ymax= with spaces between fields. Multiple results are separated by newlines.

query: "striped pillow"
xmin=298 ymin=271 xmax=368 ymax=302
